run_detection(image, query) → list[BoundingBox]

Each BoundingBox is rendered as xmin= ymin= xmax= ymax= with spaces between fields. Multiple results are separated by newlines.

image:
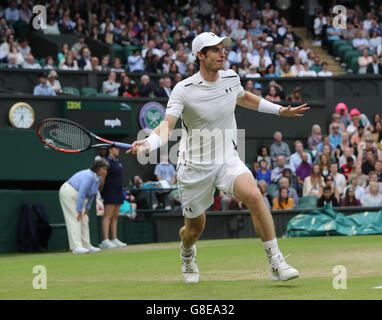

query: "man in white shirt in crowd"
xmin=102 ymin=71 xmax=120 ymax=96
xmin=330 ymin=162 xmax=347 ymax=196
xmin=128 ymin=49 xmax=145 ymax=72
xmin=289 ymin=140 xmax=312 ymax=173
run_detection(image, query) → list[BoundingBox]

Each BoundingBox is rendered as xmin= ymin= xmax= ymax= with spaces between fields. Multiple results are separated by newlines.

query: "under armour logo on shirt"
xmin=225 ymin=87 xmax=232 ymax=93
xmin=184 ymin=207 xmax=193 ymax=213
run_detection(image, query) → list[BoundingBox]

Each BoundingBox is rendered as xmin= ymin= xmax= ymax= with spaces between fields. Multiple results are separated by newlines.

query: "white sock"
xmin=263 ymin=238 xmax=281 ymax=261
xmin=180 ymin=242 xmax=193 ymax=257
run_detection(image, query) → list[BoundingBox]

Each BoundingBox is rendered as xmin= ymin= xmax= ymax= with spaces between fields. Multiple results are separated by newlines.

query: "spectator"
xmin=57 ymin=43 xmax=69 ymax=66
xmin=258 ymin=180 xmax=273 ymax=210
xmin=291 ymin=57 xmax=303 ymax=76
xmin=7 ymin=53 xmax=18 ymax=68
xmin=270 ymin=131 xmax=291 ymax=162
xmin=111 ymin=57 xmax=124 ymax=73
xmin=281 ymin=63 xmax=296 ymax=77
xmin=102 ymin=71 xmax=120 ymax=96
xmin=366 ymin=53 xmax=382 ymax=74
xmin=298 ymin=41 xmax=311 ymax=64
xmin=303 ymin=164 xmax=324 ymax=197
xmin=339 ymin=147 xmax=357 ymax=169
xmin=77 ymin=47 xmax=91 ymax=69
xmin=100 ymin=55 xmax=111 ymax=72
xmin=130 ymin=175 xmax=158 ymax=210
xmin=22 ymin=54 xmax=41 ymax=69
xmin=272 ymin=187 xmax=294 ymax=210
xmin=324 ymin=174 xmax=340 ymax=202
xmin=59 ymin=14 xmax=75 ymax=34
xmin=238 ymin=57 xmax=250 ymax=77
xmin=5 ymin=1 xmax=19 ymax=22
xmin=99 ymin=147 xmax=127 ymax=249
xmin=296 ymin=152 xmax=312 ymax=185
xmin=47 ymin=70 xmax=62 ymax=94
xmin=84 ymin=56 xmax=101 ymax=71
xmin=318 ymin=154 xmax=331 ymax=178
xmin=318 ymin=62 xmax=333 ymax=76
xmin=265 ymin=63 xmax=279 ymax=78
xmin=60 ymin=55 xmax=79 ymax=70
xmin=244 ymin=80 xmax=255 ymax=94
xmin=344 ymin=174 xmax=365 ymax=202
xmin=44 ymin=17 xmax=61 ymax=35
xmin=154 ymin=154 xmax=176 ymax=187
xmin=351 ymin=164 xmax=368 ymax=189
xmin=290 ymin=140 xmax=312 ymax=173
xmin=8 ymin=44 xmax=24 ymax=65
xmin=309 ymin=56 xmax=322 ymax=74
xmin=340 ymin=156 xmax=355 ymax=181
xmin=274 ymin=177 xmax=299 ymax=208
xmin=308 ymin=124 xmax=323 ymax=151
xmin=129 ymin=49 xmax=145 ymax=72
xmin=19 ymin=1 xmax=33 ymax=24
xmin=59 ymin=158 xmax=109 ymax=254
xmin=253 ymin=82 xmax=263 ymax=97
xmin=33 ymin=72 xmax=56 ymax=96
xmin=364 ymin=171 xmax=382 ymax=196
xmin=335 ymin=131 xmax=351 ymax=163
xmin=357 ymin=136 xmax=382 ymax=164
xmin=362 ymin=182 xmax=382 ymax=207
xmin=246 ymin=64 xmax=261 ymax=78
xmin=138 ymin=74 xmax=155 ymax=97
xmin=375 ymin=160 xmax=382 ymax=182
xmin=362 ymin=149 xmax=377 ymax=175
xmin=313 ymin=10 xmax=327 ymax=45
xmin=118 ymin=75 xmax=131 ymax=97
xmin=19 ymin=38 xmax=31 ymax=60
xmin=341 ymin=187 xmax=361 ymax=207
xmin=255 ymin=146 xmax=272 ymax=170
xmin=154 ymin=77 xmax=172 ymax=98
xmin=287 ymin=87 xmax=303 ymax=103
xmin=317 ymin=186 xmax=340 ymax=207
xmin=358 ymin=49 xmax=373 ymax=74
xmin=316 ymin=135 xmax=330 ymax=154
xmin=329 ymin=162 xmax=347 ymax=196
xmin=298 ymin=61 xmax=317 ymax=77
xmin=71 ymin=35 xmax=86 ymax=56
xmin=43 ymin=56 xmax=55 ymax=70
xmin=351 ymin=125 xmax=365 ymax=150
xmin=271 ymin=155 xmax=292 ymax=183
xmin=329 ymin=122 xmax=342 ymax=150
xmin=264 ymin=85 xmax=281 ymax=101
xmin=335 ymin=102 xmax=351 ymax=129
xmin=353 ymin=30 xmax=370 ymax=52
xmin=255 ymin=159 xmax=272 ymax=184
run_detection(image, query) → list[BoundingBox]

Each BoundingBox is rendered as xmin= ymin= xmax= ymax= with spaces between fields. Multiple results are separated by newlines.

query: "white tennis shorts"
xmin=176 ymin=156 xmax=251 ymax=219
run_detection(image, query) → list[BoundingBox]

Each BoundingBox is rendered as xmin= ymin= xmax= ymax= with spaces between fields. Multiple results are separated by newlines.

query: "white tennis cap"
xmin=192 ymin=32 xmax=232 ymax=56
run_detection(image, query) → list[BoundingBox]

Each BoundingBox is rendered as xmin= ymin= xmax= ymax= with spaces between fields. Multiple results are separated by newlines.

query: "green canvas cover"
xmin=287 ymin=205 xmax=382 ymax=237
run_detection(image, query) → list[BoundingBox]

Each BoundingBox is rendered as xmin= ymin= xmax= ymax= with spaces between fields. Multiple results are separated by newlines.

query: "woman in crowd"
xmin=255 ymin=146 xmax=272 ymax=170
xmin=99 ymin=147 xmax=127 ymax=249
xmin=323 ymin=175 xmax=340 ymax=202
xmin=265 ymin=84 xmax=281 ymax=102
xmin=60 ymin=54 xmax=79 ymax=70
xmin=351 ymin=163 xmax=368 ymax=188
xmin=255 ymin=159 xmax=272 ymax=184
xmin=272 ymin=187 xmax=294 ymax=209
xmin=47 ymin=70 xmax=62 ymax=94
xmin=59 ymin=159 xmax=109 ymax=254
xmin=238 ymin=57 xmax=250 ymax=77
xmin=303 ymin=164 xmax=325 ymax=197
xmin=341 ymin=186 xmax=361 ymax=207
xmin=265 ymin=63 xmax=279 ymax=78
xmin=335 ymin=131 xmax=351 ymax=161
xmin=318 ymin=154 xmax=331 ymax=178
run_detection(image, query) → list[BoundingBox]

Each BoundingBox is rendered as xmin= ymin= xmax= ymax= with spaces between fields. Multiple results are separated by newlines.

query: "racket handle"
xmin=112 ymin=142 xmax=132 ymax=149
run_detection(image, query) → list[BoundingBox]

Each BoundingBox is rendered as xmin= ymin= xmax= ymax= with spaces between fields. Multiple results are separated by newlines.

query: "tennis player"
xmin=128 ymin=32 xmax=309 ymax=283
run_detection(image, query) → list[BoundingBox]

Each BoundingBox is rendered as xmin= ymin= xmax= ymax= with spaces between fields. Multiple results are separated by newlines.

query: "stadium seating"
xmin=80 ymin=87 xmax=98 ymax=96
xmin=63 ymin=87 xmax=80 ymax=96
xmin=266 ymin=183 xmax=278 ymax=199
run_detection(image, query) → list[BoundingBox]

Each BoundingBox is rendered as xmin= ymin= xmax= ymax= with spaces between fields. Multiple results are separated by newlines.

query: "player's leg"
xmin=233 ymin=172 xmax=299 ymax=281
xmin=178 ymin=213 xmax=205 ymax=284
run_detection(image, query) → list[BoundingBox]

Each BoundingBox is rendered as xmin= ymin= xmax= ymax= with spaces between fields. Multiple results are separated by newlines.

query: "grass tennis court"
xmin=1 ymin=235 xmax=381 ymax=300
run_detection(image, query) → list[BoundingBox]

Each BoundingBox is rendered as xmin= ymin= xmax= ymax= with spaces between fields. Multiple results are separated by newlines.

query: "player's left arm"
xmin=236 ymin=91 xmax=309 ymax=117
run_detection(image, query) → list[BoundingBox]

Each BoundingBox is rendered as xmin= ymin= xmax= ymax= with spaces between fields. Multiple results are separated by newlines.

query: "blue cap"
xmin=254 ymin=83 xmax=262 ymax=89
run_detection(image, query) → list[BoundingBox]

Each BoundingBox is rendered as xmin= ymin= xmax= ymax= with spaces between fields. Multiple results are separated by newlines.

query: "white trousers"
xmin=59 ymin=182 xmax=91 ymax=250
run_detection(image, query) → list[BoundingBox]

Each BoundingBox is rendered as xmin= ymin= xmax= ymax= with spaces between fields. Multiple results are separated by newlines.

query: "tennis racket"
xmin=37 ymin=118 xmax=132 ymax=153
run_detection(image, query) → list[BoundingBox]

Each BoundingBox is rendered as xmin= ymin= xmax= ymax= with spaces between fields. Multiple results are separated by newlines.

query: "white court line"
xmin=373 ymin=286 xmax=382 ymax=289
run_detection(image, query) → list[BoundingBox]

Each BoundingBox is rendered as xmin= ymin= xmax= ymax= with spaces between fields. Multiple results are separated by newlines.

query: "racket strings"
xmin=40 ymin=121 xmax=91 ymax=151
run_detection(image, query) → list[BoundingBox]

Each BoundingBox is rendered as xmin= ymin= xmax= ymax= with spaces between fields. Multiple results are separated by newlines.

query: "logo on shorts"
xmin=139 ymin=102 xmax=166 ymax=134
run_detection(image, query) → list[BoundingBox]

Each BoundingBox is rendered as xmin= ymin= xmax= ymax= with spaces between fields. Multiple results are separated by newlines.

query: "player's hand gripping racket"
xmin=37 ymin=118 xmax=132 ymax=153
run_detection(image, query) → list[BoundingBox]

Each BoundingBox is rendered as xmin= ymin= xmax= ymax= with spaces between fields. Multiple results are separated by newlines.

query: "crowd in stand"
xmin=312 ymin=1 xmax=382 ymax=74
xmin=239 ymin=105 xmax=382 ymax=211
xmin=0 ymin=0 xmax=337 ymax=98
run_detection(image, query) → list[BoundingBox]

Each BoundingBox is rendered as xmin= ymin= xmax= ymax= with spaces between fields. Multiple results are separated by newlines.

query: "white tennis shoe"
xmin=72 ymin=247 xmax=89 ymax=254
xmin=89 ymin=245 xmax=101 ymax=253
xmin=99 ymin=239 xmax=117 ymax=249
xmin=269 ymin=253 xmax=299 ymax=282
xmin=181 ymin=245 xmax=199 ymax=284
xmin=111 ymin=238 xmax=127 ymax=247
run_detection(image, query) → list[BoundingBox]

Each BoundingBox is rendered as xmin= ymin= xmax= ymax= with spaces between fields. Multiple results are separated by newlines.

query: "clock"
xmin=8 ymin=102 xmax=35 ymax=128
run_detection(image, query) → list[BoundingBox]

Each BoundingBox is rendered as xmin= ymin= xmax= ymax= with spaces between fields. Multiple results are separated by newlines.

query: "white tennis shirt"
xmin=166 ymin=69 xmax=245 ymax=168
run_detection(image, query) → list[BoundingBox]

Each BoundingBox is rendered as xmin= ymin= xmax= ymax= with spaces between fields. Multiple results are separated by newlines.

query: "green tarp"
xmin=287 ymin=205 xmax=382 ymax=237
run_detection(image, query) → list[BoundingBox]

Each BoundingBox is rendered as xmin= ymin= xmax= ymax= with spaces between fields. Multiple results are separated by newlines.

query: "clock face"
xmin=9 ymin=103 xmax=35 ymax=128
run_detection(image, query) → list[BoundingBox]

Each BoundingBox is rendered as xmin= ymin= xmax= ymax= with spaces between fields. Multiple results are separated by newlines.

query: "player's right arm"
xmin=127 ymin=114 xmax=178 ymax=155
